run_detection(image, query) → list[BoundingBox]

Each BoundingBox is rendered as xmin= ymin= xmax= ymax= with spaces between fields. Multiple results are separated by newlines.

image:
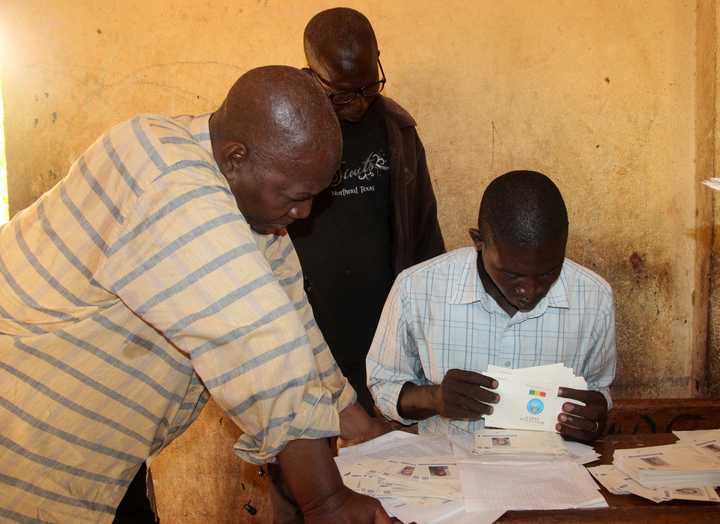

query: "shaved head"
xmin=479 ymin=171 xmax=568 ymax=247
xmin=209 ymin=66 xmax=342 ymax=234
xmin=470 ymin=171 xmax=568 ymax=314
xmin=304 ymin=8 xmax=378 ymax=76
xmin=211 ymin=65 xmax=341 ymax=167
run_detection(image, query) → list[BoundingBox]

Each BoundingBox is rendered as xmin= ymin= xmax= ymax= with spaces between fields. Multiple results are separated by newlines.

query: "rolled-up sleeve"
xmin=366 ymin=274 xmax=427 ymax=425
xmin=95 ymin=173 xmax=344 ymax=464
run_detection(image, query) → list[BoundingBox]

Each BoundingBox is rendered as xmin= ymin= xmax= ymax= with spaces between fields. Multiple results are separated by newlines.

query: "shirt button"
xmin=504 ymin=361 xmax=512 ymax=368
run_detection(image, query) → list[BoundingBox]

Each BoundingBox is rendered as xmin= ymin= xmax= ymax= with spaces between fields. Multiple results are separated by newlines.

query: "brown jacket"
xmin=379 ymin=96 xmax=446 ymax=274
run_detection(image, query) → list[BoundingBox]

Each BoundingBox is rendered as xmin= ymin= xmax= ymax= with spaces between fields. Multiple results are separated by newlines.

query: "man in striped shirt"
xmin=0 ymin=66 xmax=392 ymax=523
xmin=368 ymin=171 xmax=616 ymax=444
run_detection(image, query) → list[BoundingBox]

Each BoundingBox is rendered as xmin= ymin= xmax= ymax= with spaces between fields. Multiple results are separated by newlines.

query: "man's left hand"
xmin=555 ymin=388 xmax=608 ymax=443
xmin=338 ymin=402 xmax=395 ymax=448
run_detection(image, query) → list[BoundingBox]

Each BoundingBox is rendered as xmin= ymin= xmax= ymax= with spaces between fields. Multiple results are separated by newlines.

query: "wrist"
xmin=397 ymin=382 xmax=440 ymax=420
xmin=302 ymin=484 xmax=352 ymax=517
xmin=277 ymin=438 xmax=344 ymax=512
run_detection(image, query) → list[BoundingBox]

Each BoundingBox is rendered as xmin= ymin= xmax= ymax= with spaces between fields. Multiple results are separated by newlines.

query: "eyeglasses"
xmin=310 ymin=59 xmax=386 ymax=105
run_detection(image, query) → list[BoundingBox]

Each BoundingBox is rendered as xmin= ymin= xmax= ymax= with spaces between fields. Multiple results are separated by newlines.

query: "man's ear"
xmin=219 ymin=142 xmax=248 ymax=181
xmin=468 ymin=227 xmax=485 ymax=252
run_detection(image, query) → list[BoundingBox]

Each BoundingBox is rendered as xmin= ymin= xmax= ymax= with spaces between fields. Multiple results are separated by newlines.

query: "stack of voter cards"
xmin=587 ymin=429 xmax=720 ymax=503
xmin=472 ymin=428 xmax=568 ymax=458
xmin=613 ymin=440 xmax=720 ymax=488
xmin=470 ymin=428 xmax=600 ymax=464
xmin=588 ymin=464 xmax=720 ymax=503
xmin=483 ymin=363 xmax=587 ymax=432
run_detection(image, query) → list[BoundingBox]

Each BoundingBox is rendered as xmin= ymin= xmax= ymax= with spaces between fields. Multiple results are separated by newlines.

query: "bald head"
xmin=209 ymin=66 xmax=342 ymax=235
xmin=479 ymin=171 xmax=569 ymax=248
xmin=212 ymin=65 xmax=341 ymax=166
xmin=304 ymin=8 xmax=378 ymax=78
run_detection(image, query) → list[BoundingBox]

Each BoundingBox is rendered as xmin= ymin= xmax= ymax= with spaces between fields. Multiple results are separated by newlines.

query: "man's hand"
xmin=434 ymin=369 xmax=499 ymax=420
xmin=556 ymin=388 xmax=608 ymax=443
xmin=278 ymin=439 xmax=404 ymax=523
xmin=339 ymin=402 xmax=395 ymax=448
xmin=304 ymin=486 xmax=401 ymax=524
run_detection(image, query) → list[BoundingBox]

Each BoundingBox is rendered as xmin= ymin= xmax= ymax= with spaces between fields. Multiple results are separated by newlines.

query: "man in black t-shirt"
xmin=288 ymin=7 xmax=445 ymax=414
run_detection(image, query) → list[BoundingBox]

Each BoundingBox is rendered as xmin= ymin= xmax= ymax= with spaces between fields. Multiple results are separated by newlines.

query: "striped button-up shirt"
xmin=367 ymin=247 xmax=615 ymax=437
xmin=0 ymin=113 xmax=354 ymax=524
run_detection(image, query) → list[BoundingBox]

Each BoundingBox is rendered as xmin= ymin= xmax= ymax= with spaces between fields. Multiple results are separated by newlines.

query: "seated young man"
xmin=367 ymin=170 xmax=616 ymax=443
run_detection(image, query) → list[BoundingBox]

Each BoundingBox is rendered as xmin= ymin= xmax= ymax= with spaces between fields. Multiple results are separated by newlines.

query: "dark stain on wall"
xmin=570 ymin=238 xmax=679 ymax=399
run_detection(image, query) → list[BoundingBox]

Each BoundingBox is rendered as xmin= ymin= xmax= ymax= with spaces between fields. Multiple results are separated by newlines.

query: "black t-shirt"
xmin=288 ymin=101 xmax=394 ymax=375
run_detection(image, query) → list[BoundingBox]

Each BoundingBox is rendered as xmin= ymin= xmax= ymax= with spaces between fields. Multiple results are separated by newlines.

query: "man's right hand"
xmin=434 ymin=369 xmax=499 ymax=419
xmin=304 ymin=486 xmax=399 ymax=524
xmin=278 ymin=438 xmax=403 ymax=523
xmin=397 ymin=369 xmax=499 ymax=421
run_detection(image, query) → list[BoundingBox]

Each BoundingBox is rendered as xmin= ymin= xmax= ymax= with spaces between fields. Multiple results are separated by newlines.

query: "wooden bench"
xmin=607 ymin=398 xmax=720 ymax=435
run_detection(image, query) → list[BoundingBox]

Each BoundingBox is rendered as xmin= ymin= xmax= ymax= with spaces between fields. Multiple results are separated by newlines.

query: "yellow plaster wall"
xmin=2 ymin=0 xmax=706 ymax=398
xmin=0 ymin=0 xmax=713 ymax=521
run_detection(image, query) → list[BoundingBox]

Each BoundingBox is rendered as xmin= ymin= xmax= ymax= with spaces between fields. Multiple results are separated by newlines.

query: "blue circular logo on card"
xmin=527 ymin=398 xmax=544 ymax=415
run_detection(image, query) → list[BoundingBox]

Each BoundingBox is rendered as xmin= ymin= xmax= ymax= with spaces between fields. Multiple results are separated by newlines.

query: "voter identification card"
xmin=473 ymin=428 xmax=568 ymax=456
xmin=484 ymin=379 xmax=565 ymax=431
xmin=483 ymin=364 xmax=587 ymax=432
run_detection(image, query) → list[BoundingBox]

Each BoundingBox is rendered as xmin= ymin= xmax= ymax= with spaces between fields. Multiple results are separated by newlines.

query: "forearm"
xmin=277 ymin=438 xmax=344 ymax=513
xmin=339 ymin=402 xmax=372 ymax=437
xmin=397 ymin=381 xmax=439 ymax=420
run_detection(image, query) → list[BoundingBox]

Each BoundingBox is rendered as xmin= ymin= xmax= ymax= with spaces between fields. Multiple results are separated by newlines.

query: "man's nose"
xmin=515 ymin=280 xmax=544 ymax=302
xmin=289 ymin=199 xmax=313 ymax=220
xmin=343 ymin=96 xmax=369 ymax=117
xmin=352 ymin=97 xmax=369 ymax=113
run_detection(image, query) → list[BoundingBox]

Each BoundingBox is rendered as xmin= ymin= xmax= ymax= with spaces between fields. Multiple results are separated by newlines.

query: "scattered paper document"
xmin=379 ymin=498 xmax=473 ymax=524
xmin=339 ymin=458 xmax=461 ymax=500
xmin=484 ymin=364 xmax=587 ymax=432
xmin=339 ymin=429 xmax=607 ymax=522
xmin=338 ymin=431 xmax=453 ymax=461
xmin=336 ymin=432 xmax=468 ymax=523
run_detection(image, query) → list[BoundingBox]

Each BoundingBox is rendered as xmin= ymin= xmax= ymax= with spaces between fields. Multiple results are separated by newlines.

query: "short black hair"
xmin=478 ymin=170 xmax=568 ymax=247
xmin=304 ymin=8 xmax=378 ymax=61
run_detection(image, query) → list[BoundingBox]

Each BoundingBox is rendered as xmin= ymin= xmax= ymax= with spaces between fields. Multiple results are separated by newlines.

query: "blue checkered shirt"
xmin=367 ymin=247 xmax=616 ymax=437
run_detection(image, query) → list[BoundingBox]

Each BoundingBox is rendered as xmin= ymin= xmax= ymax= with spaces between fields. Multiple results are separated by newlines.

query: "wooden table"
xmin=498 ymin=433 xmax=720 ymax=523
xmin=151 ymin=399 xmax=720 ymax=523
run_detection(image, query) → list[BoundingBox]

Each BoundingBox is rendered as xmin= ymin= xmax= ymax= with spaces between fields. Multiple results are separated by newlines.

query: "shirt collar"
xmin=189 ymin=113 xmax=213 ymax=155
xmin=448 ymin=248 xmax=571 ymax=314
xmin=449 ymin=249 xmax=489 ymax=307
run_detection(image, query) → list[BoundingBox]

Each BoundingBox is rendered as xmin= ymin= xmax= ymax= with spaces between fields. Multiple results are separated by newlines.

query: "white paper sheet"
xmin=673 ymin=428 xmax=720 ymax=443
xmin=339 ymin=431 xmax=453 ymax=461
xmin=459 ymin=461 xmax=607 ymax=512
xmin=703 ymin=178 xmax=720 ymax=191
